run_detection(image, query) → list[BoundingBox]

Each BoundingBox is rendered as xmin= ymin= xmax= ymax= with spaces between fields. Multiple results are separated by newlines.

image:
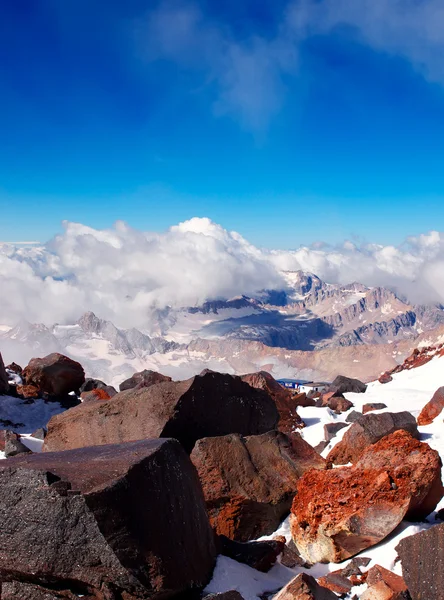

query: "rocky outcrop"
xmin=241 ymin=371 xmax=304 ymax=432
xmin=119 ymin=369 xmax=172 ymax=392
xmin=396 ymin=523 xmax=444 ymax=600
xmin=273 ymin=573 xmax=337 ymax=600
xmin=0 ymin=352 xmax=8 ymax=394
xmin=327 ymin=411 xmax=419 ymax=465
xmin=0 ymin=438 xmax=217 ymax=599
xmin=22 ymin=353 xmax=85 ymax=397
xmin=191 ymin=430 xmax=326 ymax=541
xmin=328 ymin=375 xmax=367 ymax=395
xmin=356 ymin=430 xmax=443 ymax=520
xmin=417 ymin=386 xmax=444 ymax=426
xmin=43 ymin=371 xmax=279 ymax=453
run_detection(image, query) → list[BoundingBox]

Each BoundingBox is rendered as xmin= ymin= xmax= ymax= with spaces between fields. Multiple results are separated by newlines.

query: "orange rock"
xmin=417 ymin=387 xmax=444 ymax=426
xmin=361 ymin=565 xmax=408 ymax=599
xmin=80 ymin=388 xmax=111 ymax=403
xmin=16 ymin=384 xmax=40 ymax=399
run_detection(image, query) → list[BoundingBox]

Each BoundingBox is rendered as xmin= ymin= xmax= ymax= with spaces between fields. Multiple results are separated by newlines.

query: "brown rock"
xmin=361 ymin=565 xmax=409 ymax=600
xmin=323 ymin=422 xmax=348 ymax=442
xmin=378 ymin=372 xmax=393 ymax=384
xmin=218 ymin=535 xmax=284 ymax=572
xmin=80 ymin=388 xmax=112 ymax=403
xmin=322 ymin=395 xmax=354 ymax=413
xmin=16 ymin=384 xmax=40 ymax=399
xmin=356 ymin=430 xmax=443 ymax=520
xmin=4 ymin=430 xmax=32 ymax=458
xmin=273 ymin=573 xmax=337 ymax=600
xmin=22 ymin=353 xmax=85 ymax=397
xmin=328 ymin=375 xmax=367 ymax=395
xmin=417 ymin=386 xmax=444 ymax=426
xmin=273 ymin=536 xmax=306 ymax=568
xmin=191 ymin=430 xmax=326 ymax=541
xmin=327 ymin=411 xmax=418 ymax=465
xmin=0 ymin=352 xmax=8 ymax=394
xmin=43 ymin=371 xmax=279 ymax=453
xmin=317 ymin=571 xmax=353 ymax=595
xmin=5 ymin=362 xmax=22 ymax=375
xmin=241 ymin=371 xmax=304 ymax=432
xmin=362 ymin=403 xmax=387 ymax=414
xmin=119 ymin=369 xmax=172 ymax=391
xmin=293 ymin=392 xmax=316 ymax=408
xmin=290 ymin=467 xmax=411 ymax=563
xmin=0 ymin=438 xmax=217 ymax=599
xmin=1 ymin=581 xmax=80 ymax=599
xmin=396 ymin=522 xmax=444 ymax=600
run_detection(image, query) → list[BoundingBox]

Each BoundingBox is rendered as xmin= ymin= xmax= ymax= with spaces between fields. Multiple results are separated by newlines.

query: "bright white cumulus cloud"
xmin=1 ymin=217 xmax=444 ymax=329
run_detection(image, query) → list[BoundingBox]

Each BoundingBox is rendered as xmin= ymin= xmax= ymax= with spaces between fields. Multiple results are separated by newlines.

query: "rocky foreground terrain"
xmin=1 ymin=344 xmax=444 ymax=599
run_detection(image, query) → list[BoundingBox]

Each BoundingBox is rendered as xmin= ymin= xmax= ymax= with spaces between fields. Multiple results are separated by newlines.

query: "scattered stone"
xmin=346 ymin=411 xmax=363 ymax=423
xmin=361 ymin=565 xmax=409 ymax=600
xmin=31 ymin=427 xmax=47 ymax=440
xmin=417 ymin=387 xmax=444 ymax=426
xmin=0 ymin=438 xmax=217 ymax=599
xmin=323 ymin=422 xmax=348 ymax=442
xmin=43 ymin=371 xmax=279 ymax=453
xmin=0 ymin=352 xmax=9 ymax=394
xmin=119 ymin=369 xmax=172 ymax=391
xmin=356 ymin=429 xmax=443 ymax=520
xmin=322 ymin=395 xmax=354 ymax=413
xmin=218 ymin=535 xmax=285 ymax=572
xmin=241 ymin=371 xmax=304 ymax=432
xmin=4 ymin=430 xmax=32 ymax=458
xmin=22 ymin=353 xmax=85 ymax=397
xmin=16 ymin=384 xmax=40 ymax=399
xmin=317 ymin=571 xmax=353 ymax=595
xmin=378 ymin=372 xmax=393 ymax=384
xmin=80 ymin=388 xmax=112 ymax=403
xmin=328 ymin=375 xmax=367 ymax=395
xmin=273 ymin=573 xmax=337 ymax=600
xmin=290 ymin=467 xmax=412 ymax=563
xmin=327 ymin=411 xmax=419 ymax=465
xmin=362 ymin=403 xmax=388 ymax=414
xmin=191 ymin=430 xmax=326 ymax=541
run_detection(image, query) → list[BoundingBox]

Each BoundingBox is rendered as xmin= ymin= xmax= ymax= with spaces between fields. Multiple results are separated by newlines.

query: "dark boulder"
xmin=0 ymin=438 xmax=217 ymax=599
xmin=190 ymin=430 xmax=326 ymax=541
xmin=22 ymin=353 xmax=85 ymax=397
xmin=218 ymin=535 xmax=284 ymax=572
xmin=4 ymin=431 xmax=32 ymax=458
xmin=43 ymin=371 xmax=279 ymax=453
xmin=0 ymin=352 xmax=9 ymax=394
xmin=327 ymin=411 xmax=419 ymax=465
xmin=241 ymin=371 xmax=304 ymax=433
xmin=323 ymin=422 xmax=348 ymax=442
xmin=328 ymin=375 xmax=367 ymax=395
xmin=346 ymin=411 xmax=363 ymax=423
xmin=119 ymin=369 xmax=171 ymax=392
xmin=396 ymin=523 xmax=444 ymax=600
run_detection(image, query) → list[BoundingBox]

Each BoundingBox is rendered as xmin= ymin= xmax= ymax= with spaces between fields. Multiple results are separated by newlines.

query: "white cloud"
xmin=1 ymin=217 xmax=444 ymax=330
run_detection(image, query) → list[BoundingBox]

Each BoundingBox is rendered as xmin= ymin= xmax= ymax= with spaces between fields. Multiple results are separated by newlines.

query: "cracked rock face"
xmin=0 ymin=438 xmax=217 ymax=599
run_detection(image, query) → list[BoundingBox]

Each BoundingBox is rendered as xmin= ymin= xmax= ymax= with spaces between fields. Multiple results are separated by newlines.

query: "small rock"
xmin=16 ymin=384 xmax=40 ymax=399
xmin=273 ymin=536 xmax=306 ymax=568
xmin=322 ymin=395 xmax=354 ymax=413
xmin=317 ymin=571 xmax=353 ymax=595
xmin=31 ymin=427 xmax=47 ymax=440
xmin=346 ymin=411 xmax=363 ymax=423
xmin=378 ymin=372 xmax=393 ymax=384
xmin=4 ymin=431 xmax=32 ymax=458
xmin=314 ymin=441 xmax=328 ymax=454
xmin=328 ymin=375 xmax=367 ymax=395
xmin=417 ymin=387 xmax=444 ymax=426
xmin=361 ymin=565 xmax=409 ymax=600
xmin=362 ymin=403 xmax=387 ymax=414
xmin=273 ymin=573 xmax=337 ymax=600
xmin=219 ymin=535 xmax=284 ymax=572
xmin=323 ymin=422 xmax=348 ymax=442
xmin=22 ymin=353 xmax=85 ymax=397
xmin=119 ymin=369 xmax=172 ymax=391
xmin=6 ymin=362 xmax=23 ymax=375
xmin=80 ymin=388 xmax=112 ymax=403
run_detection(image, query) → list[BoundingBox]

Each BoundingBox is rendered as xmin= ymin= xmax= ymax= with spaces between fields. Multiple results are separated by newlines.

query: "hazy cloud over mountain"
xmin=1 ymin=218 xmax=444 ymax=329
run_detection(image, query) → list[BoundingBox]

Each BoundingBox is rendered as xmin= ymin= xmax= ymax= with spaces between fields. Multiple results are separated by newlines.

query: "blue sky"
xmin=1 ymin=0 xmax=444 ymax=248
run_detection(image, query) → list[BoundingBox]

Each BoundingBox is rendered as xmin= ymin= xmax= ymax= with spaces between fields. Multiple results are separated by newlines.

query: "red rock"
xmin=361 ymin=565 xmax=409 ymax=599
xmin=22 ymin=353 xmax=85 ymax=397
xmin=378 ymin=372 xmax=393 ymax=384
xmin=356 ymin=430 xmax=443 ymax=520
xmin=290 ymin=467 xmax=411 ymax=563
xmin=327 ymin=411 xmax=418 ymax=465
xmin=317 ymin=571 xmax=353 ymax=594
xmin=16 ymin=384 xmax=40 ymax=399
xmin=241 ymin=371 xmax=304 ymax=432
xmin=191 ymin=430 xmax=326 ymax=541
xmin=417 ymin=387 xmax=444 ymax=426
xmin=273 ymin=573 xmax=337 ymax=600
xmin=0 ymin=438 xmax=217 ymax=599
xmin=80 ymin=388 xmax=111 ymax=403
xmin=322 ymin=395 xmax=354 ymax=413
xmin=362 ymin=403 xmax=387 ymax=414
xmin=43 ymin=371 xmax=279 ymax=453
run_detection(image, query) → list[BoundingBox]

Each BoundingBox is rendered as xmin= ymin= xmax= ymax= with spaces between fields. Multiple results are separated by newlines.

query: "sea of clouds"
xmin=1 ymin=217 xmax=444 ymax=330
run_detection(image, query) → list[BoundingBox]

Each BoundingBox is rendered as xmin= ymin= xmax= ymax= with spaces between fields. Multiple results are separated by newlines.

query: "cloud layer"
xmin=1 ymin=217 xmax=444 ymax=329
xmin=137 ymin=0 xmax=444 ymax=131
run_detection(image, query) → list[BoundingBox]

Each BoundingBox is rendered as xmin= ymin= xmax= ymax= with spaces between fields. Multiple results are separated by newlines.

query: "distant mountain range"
xmin=2 ymin=270 xmax=444 ymax=387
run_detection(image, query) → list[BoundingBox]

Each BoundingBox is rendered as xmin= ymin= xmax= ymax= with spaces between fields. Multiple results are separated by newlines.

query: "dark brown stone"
xmin=22 ymin=353 xmax=85 ymax=397
xmin=362 ymin=403 xmax=388 ymax=414
xmin=16 ymin=384 xmax=40 ymax=399
xmin=328 ymin=375 xmax=367 ymax=395
xmin=327 ymin=411 xmax=419 ymax=465
xmin=323 ymin=422 xmax=348 ymax=442
xmin=191 ymin=430 xmax=326 ymax=541
xmin=119 ymin=369 xmax=172 ymax=392
xmin=218 ymin=535 xmax=284 ymax=572
xmin=1 ymin=581 xmax=81 ymax=599
xmin=417 ymin=387 xmax=444 ymax=426
xmin=317 ymin=571 xmax=353 ymax=595
xmin=43 ymin=371 xmax=279 ymax=453
xmin=4 ymin=430 xmax=32 ymax=458
xmin=273 ymin=573 xmax=337 ymax=600
xmin=378 ymin=372 xmax=393 ymax=384
xmin=322 ymin=395 xmax=354 ymax=413
xmin=362 ymin=565 xmax=409 ymax=599
xmin=0 ymin=438 xmax=217 ymax=599
xmin=396 ymin=522 xmax=444 ymax=600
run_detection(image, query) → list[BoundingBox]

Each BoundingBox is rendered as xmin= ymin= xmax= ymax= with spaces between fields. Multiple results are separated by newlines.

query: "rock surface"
xmin=327 ymin=411 xmax=419 ymax=465
xmin=273 ymin=573 xmax=337 ymax=600
xmin=241 ymin=371 xmax=304 ymax=433
xmin=356 ymin=430 xmax=443 ymax=520
xmin=417 ymin=386 xmax=444 ymax=426
xmin=22 ymin=353 xmax=85 ymax=397
xmin=43 ymin=371 xmax=279 ymax=453
xmin=0 ymin=438 xmax=217 ymax=599
xmin=0 ymin=352 xmax=9 ymax=394
xmin=396 ymin=522 xmax=444 ymax=600
xmin=191 ymin=430 xmax=326 ymax=541
xmin=119 ymin=369 xmax=172 ymax=392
